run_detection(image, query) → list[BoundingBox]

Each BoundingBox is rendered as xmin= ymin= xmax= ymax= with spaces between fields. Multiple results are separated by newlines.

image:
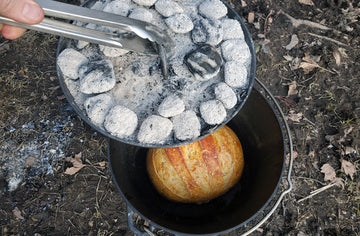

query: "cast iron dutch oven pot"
xmin=108 ymin=87 xmax=286 ymax=235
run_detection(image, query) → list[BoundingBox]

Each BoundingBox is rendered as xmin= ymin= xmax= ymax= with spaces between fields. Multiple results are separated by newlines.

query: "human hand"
xmin=0 ymin=0 xmax=44 ymax=39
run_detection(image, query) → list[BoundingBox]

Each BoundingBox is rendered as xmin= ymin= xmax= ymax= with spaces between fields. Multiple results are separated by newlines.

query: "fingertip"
xmin=22 ymin=2 xmax=44 ymax=24
xmin=1 ymin=25 xmax=27 ymax=40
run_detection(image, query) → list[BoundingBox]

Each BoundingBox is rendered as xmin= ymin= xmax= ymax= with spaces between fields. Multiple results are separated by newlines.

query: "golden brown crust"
xmin=147 ymin=125 xmax=244 ymax=203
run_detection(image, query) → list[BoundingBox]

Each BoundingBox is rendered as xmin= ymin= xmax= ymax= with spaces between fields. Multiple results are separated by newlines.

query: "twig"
xmin=280 ymin=10 xmax=332 ymax=30
xmin=144 ymin=227 xmax=156 ymax=236
xmin=307 ymin=32 xmax=350 ymax=48
xmin=95 ymin=176 xmax=102 ymax=217
xmin=297 ymin=183 xmax=337 ymax=203
xmin=264 ymin=10 xmax=274 ymax=38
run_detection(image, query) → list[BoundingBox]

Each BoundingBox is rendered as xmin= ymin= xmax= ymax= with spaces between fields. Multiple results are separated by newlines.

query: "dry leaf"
xmin=248 ymin=12 xmax=255 ymax=23
xmin=290 ymin=57 xmax=301 ymax=70
xmin=297 ymin=231 xmax=307 ymax=236
xmin=25 ymin=156 xmax=36 ymax=167
xmin=288 ymin=81 xmax=298 ymax=96
xmin=344 ymin=146 xmax=356 ymax=155
xmin=13 ymin=207 xmax=25 ymax=220
xmin=98 ymin=161 xmax=106 ymax=167
xmin=333 ymin=48 xmax=341 ymax=66
xmin=321 ymin=163 xmax=336 ymax=182
xmin=344 ymin=126 xmax=354 ymax=136
xmin=332 ymin=177 xmax=345 ymax=188
xmin=285 ymin=34 xmax=299 ymax=50
xmin=341 ymin=159 xmax=356 ymax=180
xmin=283 ymin=55 xmax=293 ymax=61
xmin=299 ymin=0 xmax=315 ymax=6
xmin=64 ymin=152 xmax=85 ymax=175
xmin=309 ymin=150 xmax=315 ymax=158
xmin=299 ymin=53 xmax=320 ymax=74
xmin=299 ymin=62 xmax=319 ymax=74
xmin=287 ymin=111 xmax=303 ymax=122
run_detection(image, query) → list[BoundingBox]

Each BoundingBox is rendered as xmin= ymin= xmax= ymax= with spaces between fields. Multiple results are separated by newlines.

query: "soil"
xmin=0 ymin=0 xmax=359 ymax=235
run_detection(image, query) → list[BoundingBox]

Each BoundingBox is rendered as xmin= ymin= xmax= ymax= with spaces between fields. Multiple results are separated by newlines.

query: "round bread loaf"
xmin=147 ymin=125 xmax=244 ymax=203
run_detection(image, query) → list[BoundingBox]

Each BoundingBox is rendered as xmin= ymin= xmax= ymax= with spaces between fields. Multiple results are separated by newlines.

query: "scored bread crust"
xmin=147 ymin=125 xmax=244 ymax=203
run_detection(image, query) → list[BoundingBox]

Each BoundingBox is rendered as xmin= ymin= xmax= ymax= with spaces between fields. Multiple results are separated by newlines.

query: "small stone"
xmin=137 ymin=115 xmax=173 ymax=144
xmin=221 ymin=18 xmax=244 ymax=40
xmin=200 ymin=100 xmax=227 ymax=125
xmin=224 ymin=61 xmax=248 ymax=88
xmin=184 ymin=44 xmax=223 ymax=81
xmin=79 ymin=60 xmax=116 ymax=94
xmin=57 ymin=48 xmax=88 ymax=80
xmin=198 ymin=0 xmax=228 ymax=19
xmin=84 ymin=94 xmax=113 ymax=126
xmin=158 ymin=95 xmax=185 ymax=117
xmin=214 ymin=82 xmax=237 ymax=109
xmin=155 ymin=0 xmax=183 ymax=17
xmin=103 ymin=0 xmax=132 ymax=16
xmin=191 ymin=17 xmax=223 ymax=46
xmin=104 ymin=105 xmax=138 ymax=138
xmin=221 ymin=39 xmax=251 ymax=66
xmin=129 ymin=8 xmax=153 ymax=23
xmin=99 ymin=45 xmax=128 ymax=57
xmin=132 ymin=0 xmax=156 ymax=6
xmin=165 ymin=13 xmax=194 ymax=34
xmin=172 ymin=110 xmax=201 ymax=141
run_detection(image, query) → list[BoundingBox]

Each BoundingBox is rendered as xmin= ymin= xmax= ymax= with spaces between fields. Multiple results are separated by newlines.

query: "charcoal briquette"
xmin=184 ymin=44 xmax=223 ymax=81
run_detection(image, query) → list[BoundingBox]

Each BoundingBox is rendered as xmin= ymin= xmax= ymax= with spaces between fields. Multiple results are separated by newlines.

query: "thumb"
xmin=0 ymin=0 xmax=44 ymax=25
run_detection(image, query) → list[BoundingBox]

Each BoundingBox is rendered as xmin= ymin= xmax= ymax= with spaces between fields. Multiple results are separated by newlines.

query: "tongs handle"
xmin=35 ymin=0 xmax=173 ymax=48
xmin=0 ymin=15 xmax=159 ymax=54
xmin=0 ymin=0 xmax=173 ymax=54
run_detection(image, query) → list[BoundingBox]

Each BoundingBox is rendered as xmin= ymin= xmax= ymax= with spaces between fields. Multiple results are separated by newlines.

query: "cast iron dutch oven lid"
xmin=56 ymin=0 xmax=256 ymax=148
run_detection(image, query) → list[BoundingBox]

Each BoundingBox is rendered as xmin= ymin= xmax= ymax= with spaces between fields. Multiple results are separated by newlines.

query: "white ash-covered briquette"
xmin=137 ymin=115 xmax=173 ymax=144
xmin=172 ymin=110 xmax=201 ymax=141
xmin=57 ymin=48 xmax=88 ymax=80
xmin=200 ymin=100 xmax=227 ymax=125
xmin=90 ymin=1 xmax=104 ymax=10
xmin=221 ymin=39 xmax=251 ymax=66
xmin=191 ymin=17 xmax=223 ymax=46
xmin=165 ymin=13 xmax=194 ymax=34
xmin=221 ymin=18 xmax=244 ymax=40
xmin=155 ymin=0 xmax=183 ymax=17
xmin=104 ymin=105 xmax=138 ymax=138
xmin=84 ymin=94 xmax=113 ymax=127
xmin=76 ymin=40 xmax=89 ymax=49
xmin=129 ymin=8 xmax=153 ymax=23
xmin=214 ymin=82 xmax=237 ymax=109
xmin=99 ymin=45 xmax=128 ymax=58
xmin=198 ymin=0 xmax=228 ymax=20
xmin=103 ymin=0 xmax=132 ymax=16
xmin=224 ymin=61 xmax=248 ymax=88
xmin=132 ymin=0 xmax=156 ymax=6
xmin=158 ymin=95 xmax=185 ymax=118
xmin=78 ymin=60 xmax=116 ymax=94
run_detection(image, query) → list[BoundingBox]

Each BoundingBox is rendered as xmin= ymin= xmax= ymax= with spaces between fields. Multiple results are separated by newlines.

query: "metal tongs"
xmin=0 ymin=0 xmax=174 ymax=55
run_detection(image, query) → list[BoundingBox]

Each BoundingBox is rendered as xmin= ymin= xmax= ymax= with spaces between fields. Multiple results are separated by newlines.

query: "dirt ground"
xmin=0 ymin=0 xmax=359 ymax=235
